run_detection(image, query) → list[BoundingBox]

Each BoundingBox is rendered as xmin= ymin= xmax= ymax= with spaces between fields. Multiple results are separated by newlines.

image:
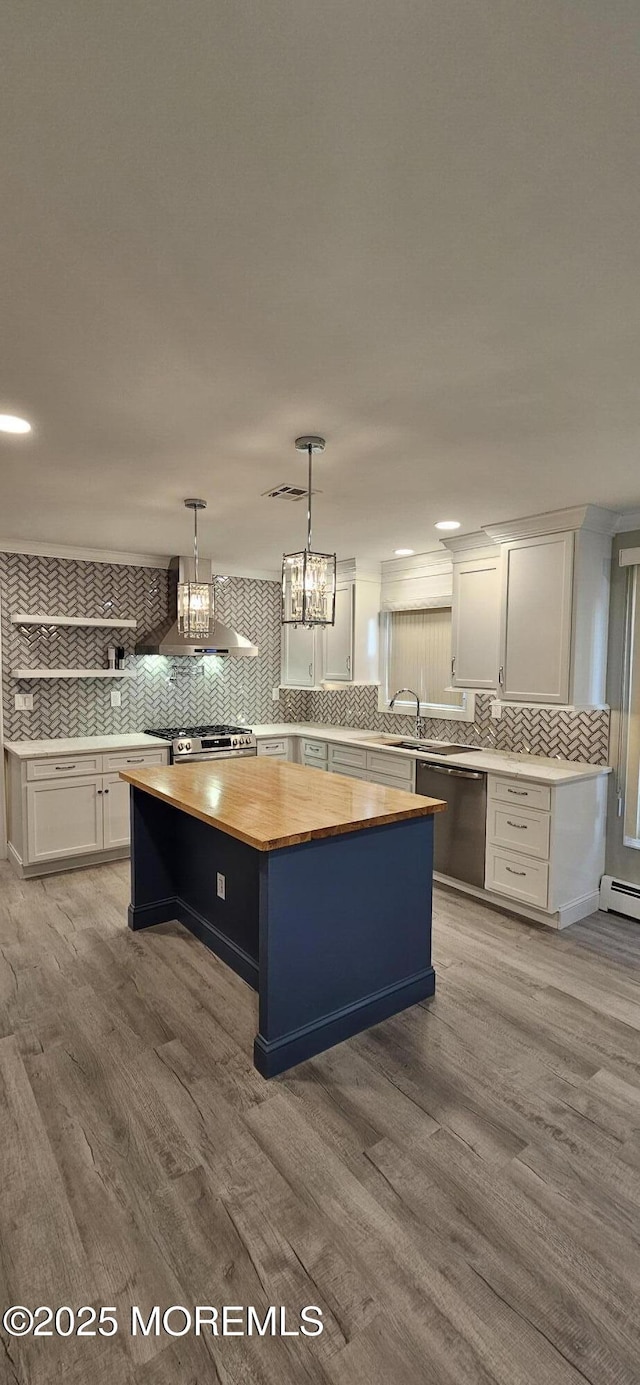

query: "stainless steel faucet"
xmin=389 ymin=687 xmax=421 ymax=737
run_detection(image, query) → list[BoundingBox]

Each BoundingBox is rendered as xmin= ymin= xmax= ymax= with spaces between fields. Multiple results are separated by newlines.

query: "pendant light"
xmin=281 ymin=436 xmax=337 ymax=627
xmin=177 ymin=498 xmax=215 ymax=639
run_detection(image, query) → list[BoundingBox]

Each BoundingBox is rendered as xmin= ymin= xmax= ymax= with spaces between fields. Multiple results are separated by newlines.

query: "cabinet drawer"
xmin=257 ymin=739 xmax=288 ymax=757
xmin=486 ymin=847 xmax=549 ymax=909
xmin=101 ymin=749 xmax=168 ymax=772
xmin=370 ymin=771 xmax=415 ymax=792
xmin=330 ymin=764 xmax=370 ymax=781
xmin=301 ymin=738 xmax=328 ymax=761
xmin=328 ymin=744 xmax=367 ymax=770
xmin=487 ymin=803 xmax=550 ymax=860
xmin=488 ymin=775 xmax=551 ymax=812
xmin=302 ymin=756 xmax=328 ymax=771
xmin=26 ymin=754 xmax=102 ymax=781
xmin=366 ymin=750 xmax=413 ymax=783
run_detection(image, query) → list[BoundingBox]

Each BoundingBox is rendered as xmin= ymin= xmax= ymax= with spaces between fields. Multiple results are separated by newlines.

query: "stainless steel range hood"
xmin=135 ymin=557 xmax=259 ymax=658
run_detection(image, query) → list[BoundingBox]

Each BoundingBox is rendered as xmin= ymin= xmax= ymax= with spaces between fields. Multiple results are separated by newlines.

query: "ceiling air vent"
xmin=262 ymin=482 xmax=319 ymax=501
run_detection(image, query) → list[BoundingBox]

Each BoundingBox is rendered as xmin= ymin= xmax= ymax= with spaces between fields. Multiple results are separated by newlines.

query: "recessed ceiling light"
xmin=0 ymin=414 xmax=32 ymax=434
xmin=394 ymin=548 xmax=415 ymax=556
xmin=435 ymin=520 xmax=461 ymax=531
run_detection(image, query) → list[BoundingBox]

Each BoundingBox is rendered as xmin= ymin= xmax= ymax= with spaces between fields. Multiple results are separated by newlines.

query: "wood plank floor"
xmin=1 ymin=860 xmax=640 ymax=1383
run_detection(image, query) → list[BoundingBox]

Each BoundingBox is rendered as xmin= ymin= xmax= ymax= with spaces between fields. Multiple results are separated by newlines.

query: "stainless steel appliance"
xmin=416 ymin=760 xmax=487 ymax=887
xmin=145 ymin=724 xmax=257 ymax=763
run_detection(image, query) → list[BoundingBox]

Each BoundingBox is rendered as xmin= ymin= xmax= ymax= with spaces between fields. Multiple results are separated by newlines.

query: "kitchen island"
xmin=120 ymin=758 xmax=445 ymax=1076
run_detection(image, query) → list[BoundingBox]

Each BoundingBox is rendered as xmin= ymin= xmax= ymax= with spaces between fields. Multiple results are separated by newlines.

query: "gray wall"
xmin=605 ymin=530 xmax=640 ymax=884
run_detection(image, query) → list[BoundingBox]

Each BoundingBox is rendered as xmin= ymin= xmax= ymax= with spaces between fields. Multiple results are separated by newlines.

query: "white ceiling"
xmin=1 ymin=0 xmax=639 ymax=570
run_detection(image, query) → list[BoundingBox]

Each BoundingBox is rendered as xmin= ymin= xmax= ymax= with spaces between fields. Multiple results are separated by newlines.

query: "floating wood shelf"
xmin=12 ymin=669 xmax=135 ymax=680
xmin=11 ymin=613 xmax=137 ymax=629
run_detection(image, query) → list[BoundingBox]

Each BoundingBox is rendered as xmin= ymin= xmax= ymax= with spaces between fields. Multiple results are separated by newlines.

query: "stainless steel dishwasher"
xmin=416 ymin=761 xmax=487 ymax=887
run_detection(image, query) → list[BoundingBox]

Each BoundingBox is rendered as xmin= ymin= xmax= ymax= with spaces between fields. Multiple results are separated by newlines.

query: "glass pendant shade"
xmin=177 ymin=580 xmax=215 ymax=638
xmin=177 ymin=498 xmax=215 ymax=639
xmin=281 ymin=435 xmax=337 ymax=627
xmin=282 ymin=549 xmax=336 ymax=626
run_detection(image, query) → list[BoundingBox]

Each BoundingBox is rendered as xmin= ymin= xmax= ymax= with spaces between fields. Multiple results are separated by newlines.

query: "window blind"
xmin=387 ymin=608 xmax=464 ymax=709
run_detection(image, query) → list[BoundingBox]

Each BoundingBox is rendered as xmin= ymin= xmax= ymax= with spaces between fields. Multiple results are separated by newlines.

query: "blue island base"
xmin=128 ymin=788 xmax=436 ymax=1077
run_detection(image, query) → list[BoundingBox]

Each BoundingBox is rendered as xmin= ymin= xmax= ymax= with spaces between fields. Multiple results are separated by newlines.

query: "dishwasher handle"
xmin=420 ymin=764 xmax=485 ymax=781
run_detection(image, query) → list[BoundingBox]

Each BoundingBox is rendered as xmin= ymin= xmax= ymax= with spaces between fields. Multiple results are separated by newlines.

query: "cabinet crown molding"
xmin=439 ymin=530 xmax=500 ymax=559
xmin=482 ymin=505 xmax=620 ymax=544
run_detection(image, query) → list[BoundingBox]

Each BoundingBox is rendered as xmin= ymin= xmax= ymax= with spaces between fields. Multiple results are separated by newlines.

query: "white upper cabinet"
xmin=445 ymin=507 xmax=617 ymax=706
xmin=499 ymin=532 xmax=574 ymax=703
xmin=450 ymin=548 xmax=501 ymax=689
xmin=322 ymin=561 xmax=381 ymax=685
xmin=280 ymin=622 xmax=318 ymax=687
xmin=324 ymin=581 xmax=354 ymax=681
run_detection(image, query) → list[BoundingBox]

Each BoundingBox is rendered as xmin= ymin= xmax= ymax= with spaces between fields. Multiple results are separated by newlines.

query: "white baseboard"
xmin=433 ymin=872 xmax=598 ymax=930
xmin=7 ymin=840 xmax=129 ymax=879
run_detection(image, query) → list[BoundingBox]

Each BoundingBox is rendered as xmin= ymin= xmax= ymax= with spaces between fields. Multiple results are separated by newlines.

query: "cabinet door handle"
xmin=451 ymin=656 xmax=455 ymax=675
xmin=506 ymin=820 xmax=527 ymax=829
xmin=126 ymin=757 xmax=144 ymax=763
xmin=56 ymin=763 xmax=75 ymax=769
xmin=309 ymin=663 xmax=313 ymax=678
xmin=104 ymin=788 xmax=109 ymax=794
xmin=346 ymin=655 xmax=351 ymax=673
xmin=506 ymin=866 xmax=526 ymax=876
xmin=507 ymin=788 xmax=528 ymax=796
xmin=498 ymin=666 xmax=504 ymax=686
xmin=97 ymin=789 xmax=103 ymax=795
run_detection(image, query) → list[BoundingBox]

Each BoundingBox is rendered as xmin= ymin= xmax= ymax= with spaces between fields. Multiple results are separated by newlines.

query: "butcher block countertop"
xmin=120 ymin=757 xmax=446 ymax=852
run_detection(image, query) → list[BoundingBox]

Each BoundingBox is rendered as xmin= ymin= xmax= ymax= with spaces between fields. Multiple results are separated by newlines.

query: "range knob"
xmin=177 ymin=741 xmax=184 ymax=752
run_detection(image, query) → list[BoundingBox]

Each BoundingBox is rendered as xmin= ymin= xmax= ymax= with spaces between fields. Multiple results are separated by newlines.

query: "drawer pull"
xmin=506 ymin=866 xmax=526 ymax=876
xmin=126 ymin=756 xmax=145 ymax=763
xmin=506 ymin=820 xmax=527 ymax=829
xmin=56 ymin=763 xmax=76 ymax=769
xmin=506 ymin=788 xmax=528 ymax=796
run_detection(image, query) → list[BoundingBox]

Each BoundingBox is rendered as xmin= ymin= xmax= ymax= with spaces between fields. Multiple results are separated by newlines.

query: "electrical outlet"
xmin=14 ymin=693 xmax=33 ymax=711
xmin=216 ymin=872 xmax=226 ymax=900
xmin=272 ymin=686 xmax=280 ymax=701
xmin=110 ymin=689 xmax=122 ymax=708
xmin=490 ymin=700 xmax=502 ymax=720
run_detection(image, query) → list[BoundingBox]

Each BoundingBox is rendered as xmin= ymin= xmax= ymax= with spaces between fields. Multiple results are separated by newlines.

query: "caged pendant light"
xmin=177 ymin=498 xmax=216 ymax=639
xmin=281 ymin=436 xmax=336 ymax=627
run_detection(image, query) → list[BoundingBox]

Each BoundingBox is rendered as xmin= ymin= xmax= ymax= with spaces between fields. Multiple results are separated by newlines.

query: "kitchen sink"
xmin=397 ymin=741 xmax=473 ymax=755
xmin=371 ymin=737 xmax=473 ymax=756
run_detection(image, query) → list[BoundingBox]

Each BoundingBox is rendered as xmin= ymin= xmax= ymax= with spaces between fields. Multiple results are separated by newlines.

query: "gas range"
xmin=145 ymin=724 xmax=257 ymax=763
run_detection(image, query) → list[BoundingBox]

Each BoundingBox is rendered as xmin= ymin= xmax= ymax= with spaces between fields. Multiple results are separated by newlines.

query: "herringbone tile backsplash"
xmin=1 ymin=553 xmax=284 ymax=739
xmin=279 ymin=685 xmax=610 ymax=764
xmin=1 ymin=552 xmax=609 ymax=763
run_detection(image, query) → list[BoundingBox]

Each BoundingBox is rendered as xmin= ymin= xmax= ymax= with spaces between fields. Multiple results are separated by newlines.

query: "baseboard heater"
xmin=600 ymin=875 xmax=640 ymax=920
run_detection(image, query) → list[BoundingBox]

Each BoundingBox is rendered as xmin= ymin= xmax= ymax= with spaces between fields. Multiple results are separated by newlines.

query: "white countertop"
xmin=252 ymin=723 xmax=611 ymax=785
xmin=3 ymin=732 xmax=169 ymax=758
xmin=3 ymin=724 xmax=611 ymax=784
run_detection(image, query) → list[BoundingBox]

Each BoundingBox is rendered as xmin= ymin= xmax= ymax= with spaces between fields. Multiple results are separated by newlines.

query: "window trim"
xmin=378 ymin=608 xmax=476 ymax=723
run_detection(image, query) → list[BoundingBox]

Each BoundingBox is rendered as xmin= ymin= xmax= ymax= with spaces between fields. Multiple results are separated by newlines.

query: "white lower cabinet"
xmin=7 ymin=743 xmax=170 ymax=875
xmin=26 ymin=777 xmax=104 ymax=863
xmin=331 ymin=764 xmax=370 ymax=780
xmin=485 ymin=846 xmax=549 ymax=909
xmin=257 ymin=738 xmax=292 ymax=761
xmin=301 ymin=738 xmax=328 ymax=769
xmin=102 ymin=773 xmax=132 ymax=849
xmin=484 ymin=771 xmax=607 ymax=927
xmin=326 ymin=743 xmax=415 ymax=790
